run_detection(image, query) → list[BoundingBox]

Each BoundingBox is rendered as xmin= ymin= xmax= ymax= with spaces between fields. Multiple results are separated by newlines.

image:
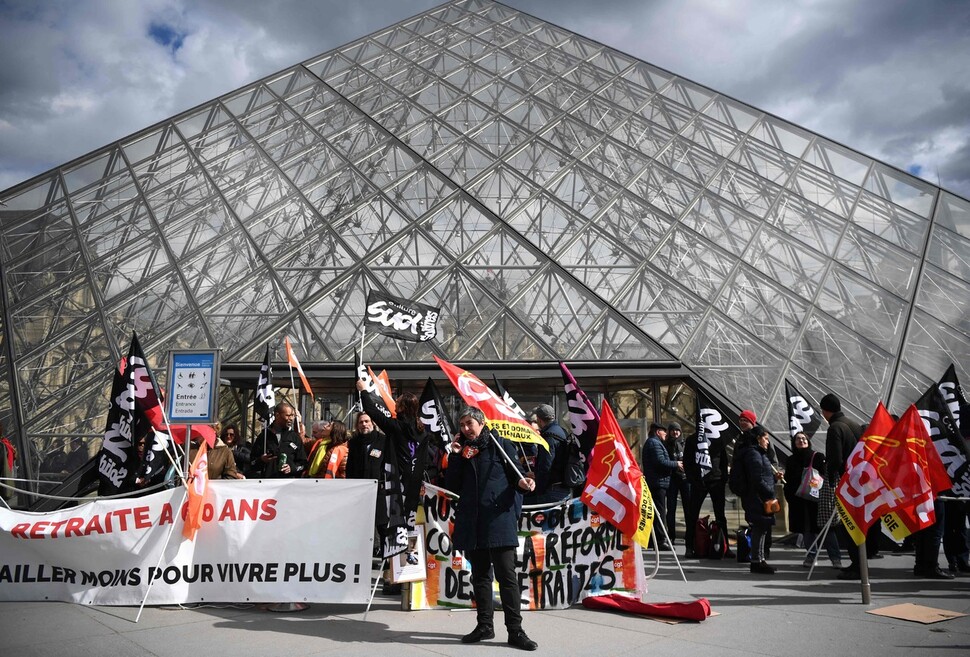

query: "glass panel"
xmin=849 ymin=190 xmax=929 ymax=253
xmin=679 ymin=195 xmax=759 ymax=257
xmin=817 ymin=266 xmax=907 ymax=353
xmin=613 ymin=266 xmax=705 ymax=351
xmin=715 ymin=267 xmax=808 ymax=347
xmin=835 ymin=224 xmax=918 ymax=299
xmin=596 ymin=191 xmax=673 ymax=257
xmin=902 ymin=309 xmax=970 ymax=382
xmin=863 ymin=163 xmax=935 ymax=218
xmin=685 ymin=312 xmax=785 ymax=412
xmin=793 ymin=310 xmax=891 ymax=413
xmin=766 ymin=192 xmax=844 ymax=256
xmin=746 ymin=226 xmax=828 ymax=301
xmin=916 ymin=263 xmax=970 ymax=337
xmin=655 ymin=226 xmax=736 ymax=299
xmin=933 ymin=192 xmax=970 ymax=241
xmin=804 ymin=139 xmax=870 ymax=186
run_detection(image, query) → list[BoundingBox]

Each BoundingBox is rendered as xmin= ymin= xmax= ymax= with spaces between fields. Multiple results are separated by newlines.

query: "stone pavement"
xmin=2 ymin=543 xmax=968 ymax=657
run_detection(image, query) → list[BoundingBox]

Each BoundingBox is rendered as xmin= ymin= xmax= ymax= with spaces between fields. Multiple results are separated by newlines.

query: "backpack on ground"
xmin=694 ymin=515 xmax=714 ymax=558
xmin=708 ymin=519 xmax=727 ymax=560
xmin=736 ymin=527 xmax=751 ymax=563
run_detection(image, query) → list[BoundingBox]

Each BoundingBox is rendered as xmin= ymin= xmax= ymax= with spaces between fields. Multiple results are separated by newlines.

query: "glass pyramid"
xmin=1 ymin=0 xmax=968 ymax=480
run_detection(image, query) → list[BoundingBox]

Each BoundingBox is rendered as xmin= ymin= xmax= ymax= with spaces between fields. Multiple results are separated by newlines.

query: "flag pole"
xmin=857 ymin=546 xmax=871 ymax=604
xmin=134 ymin=487 xmax=188 ymax=623
xmin=486 ymin=428 xmax=528 ymax=481
xmin=806 ymin=508 xmax=838 ymax=580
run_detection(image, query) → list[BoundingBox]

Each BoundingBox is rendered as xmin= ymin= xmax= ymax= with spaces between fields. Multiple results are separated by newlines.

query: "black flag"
xmin=419 ymin=378 xmax=455 ymax=446
xmin=938 ymin=363 xmax=970 ymax=438
xmin=688 ymin=387 xmax=741 ymax=479
xmin=785 ymin=379 xmax=822 ymax=438
xmin=915 ymin=380 xmax=970 ymax=497
xmin=492 ymin=376 xmax=527 ymax=419
xmin=254 ymin=344 xmax=275 ymax=422
xmin=364 ymin=290 xmax=440 ymax=342
xmin=97 ymin=356 xmax=139 ymax=495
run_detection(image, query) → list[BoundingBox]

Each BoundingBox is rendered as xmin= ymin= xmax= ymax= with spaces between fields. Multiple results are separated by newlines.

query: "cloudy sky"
xmin=1 ymin=0 xmax=968 ymax=199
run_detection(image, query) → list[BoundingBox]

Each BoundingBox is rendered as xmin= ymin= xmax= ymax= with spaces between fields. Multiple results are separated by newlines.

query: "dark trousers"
xmin=666 ymin=477 xmax=690 ymax=543
xmin=914 ymin=499 xmax=946 ymax=573
xmin=467 ymin=546 xmax=522 ymax=632
xmin=650 ymin=484 xmax=669 ymax=545
xmin=840 ymin=523 xmax=882 ymax=570
xmin=942 ymin=500 xmax=969 ymax=567
xmin=685 ymin=478 xmax=728 ymax=550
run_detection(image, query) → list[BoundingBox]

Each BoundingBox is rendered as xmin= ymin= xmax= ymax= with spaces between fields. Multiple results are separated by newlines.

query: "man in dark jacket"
xmin=642 ymin=422 xmax=681 ymax=550
xmin=249 ymin=401 xmax=307 ymax=478
xmin=446 ymin=407 xmax=538 ymax=651
xmin=819 ymin=393 xmax=869 ymax=579
xmin=665 ymin=423 xmax=690 ymax=545
xmin=527 ymin=403 xmax=570 ymax=504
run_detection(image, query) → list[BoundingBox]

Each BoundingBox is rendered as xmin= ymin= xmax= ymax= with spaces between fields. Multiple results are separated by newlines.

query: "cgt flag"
xmin=785 ymin=379 xmax=822 ymax=439
xmin=254 ymin=345 xmax=275 ymax=422
xmin=433 ymin=356 xmax=548 ymax=451
xmin=581 ymin=399 xmax=653 ymax=549
xmin=364 ymin=290 xmax=440 ymax=342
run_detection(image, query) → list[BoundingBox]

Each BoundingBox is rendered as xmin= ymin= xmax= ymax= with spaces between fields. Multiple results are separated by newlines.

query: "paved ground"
xmin=2 ymin=541 xmax=968 ymax=657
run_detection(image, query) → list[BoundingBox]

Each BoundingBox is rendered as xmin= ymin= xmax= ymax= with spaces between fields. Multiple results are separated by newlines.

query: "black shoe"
xmin=723 ymin=549 xmax=736 ymax=559
xmin=838 ymin=568 xmax=860 ymax=580
xmin=461 ymin=625 xmax=495 ymax=644
xmin=868 ymin=553 xmax=883 ymax=560
xmin=750 ymin=561 xmax=775 ymax=574
xmin=508 ymin=630 xmax=538 ymax=651
xmin=954 ymin=561 xmax=970 ymax=574
xmin=657 ymin=542 xmax=671 ymax=551
xmin=684 ymin=547 xmax=697 ymax=558
xmin=915 ymin=567 xmax=956 ymax=580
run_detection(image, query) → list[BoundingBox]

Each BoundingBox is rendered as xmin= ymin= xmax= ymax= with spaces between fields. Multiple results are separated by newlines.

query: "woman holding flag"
xmin=445 ymin=407 xmax=538 ymax=651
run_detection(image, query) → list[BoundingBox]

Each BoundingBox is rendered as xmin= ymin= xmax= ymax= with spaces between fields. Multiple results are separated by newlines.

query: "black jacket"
xmin=737 ymin=442 xmax=777 ymax=526
xmin=445 ymin=429 xmax=524 ymax=551
xmin=824 ymin=412 xmax=863 ymax=486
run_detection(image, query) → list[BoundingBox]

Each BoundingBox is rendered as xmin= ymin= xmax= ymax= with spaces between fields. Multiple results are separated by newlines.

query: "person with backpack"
xmin=735 ymin=425 xmax=780 ymax=574
xmin=527 ymin=404 xmax=571 ymax=505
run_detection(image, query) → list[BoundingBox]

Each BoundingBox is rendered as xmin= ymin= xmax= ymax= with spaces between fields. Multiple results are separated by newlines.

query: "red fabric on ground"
xmin=582 ymin=593 xmax=712 ymax=622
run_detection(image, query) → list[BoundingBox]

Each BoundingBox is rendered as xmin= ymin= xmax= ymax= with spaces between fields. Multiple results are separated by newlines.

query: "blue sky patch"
xmin=907 ymin=164 xmax=922 ymax=177
xmin=149 ymin=21 xmax=186 ymax=54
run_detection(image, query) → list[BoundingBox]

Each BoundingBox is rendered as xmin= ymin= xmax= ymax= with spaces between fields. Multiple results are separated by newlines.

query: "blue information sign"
xmin=166 ymin=350 xmax=220 ymax=423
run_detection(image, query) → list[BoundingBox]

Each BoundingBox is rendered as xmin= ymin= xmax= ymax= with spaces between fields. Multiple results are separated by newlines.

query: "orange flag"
xmin=581 ymin=400 xmax=653 ymax=548
xmin=367 ymin=366 xmax=397 ymax=417
xmin=284 ymin=337 xmax=313 ymax=398
xmin=183 ymin=442 xmax=209 ymax=541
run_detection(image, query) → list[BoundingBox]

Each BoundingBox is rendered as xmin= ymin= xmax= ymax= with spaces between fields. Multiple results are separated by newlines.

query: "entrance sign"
xmin=166 ymin=349 xmax=220 ymax=423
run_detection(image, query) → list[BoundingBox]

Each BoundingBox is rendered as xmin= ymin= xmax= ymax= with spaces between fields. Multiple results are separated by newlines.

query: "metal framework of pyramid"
xmin=1 ymin=0 xmax=969 ymax=479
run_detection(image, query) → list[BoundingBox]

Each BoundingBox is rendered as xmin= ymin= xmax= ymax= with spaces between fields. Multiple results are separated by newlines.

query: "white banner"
xmin=409 ymin=484 xmax=647 ymax=610
xmin=0 ymin=479 xmax=376 ymax=605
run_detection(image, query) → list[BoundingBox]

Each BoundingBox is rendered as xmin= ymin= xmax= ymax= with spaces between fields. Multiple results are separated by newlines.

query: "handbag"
xmin=763 ymin=498 xmax=781 ymax=514
xmin=817 ymin=480 xmax=837 ymax=526
xmin=795 ymin=453 xmax=824 ymax=500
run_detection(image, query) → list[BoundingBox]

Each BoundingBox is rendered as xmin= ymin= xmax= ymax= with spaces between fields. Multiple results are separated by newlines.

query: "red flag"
xmin=284 ymin=337 xmax=314 ymax=399
xmin=581 ymin=400 xmax=653 ymax=548
xmin=836 ymin=404 xmax=936 ymax=544
xmin=882 ymin=405 xmax=952 ymax=540
xmin=433 ymin=356 xmax=547 ymax=450
xmin=368 ymin=366 xmax=397 ymax=417
xmin=182 ymin=442 xmax=209 ymax=541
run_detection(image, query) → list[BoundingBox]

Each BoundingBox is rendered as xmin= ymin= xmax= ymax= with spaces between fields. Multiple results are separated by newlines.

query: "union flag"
xmin=581 ymin=400 xmax=653 ymax=549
